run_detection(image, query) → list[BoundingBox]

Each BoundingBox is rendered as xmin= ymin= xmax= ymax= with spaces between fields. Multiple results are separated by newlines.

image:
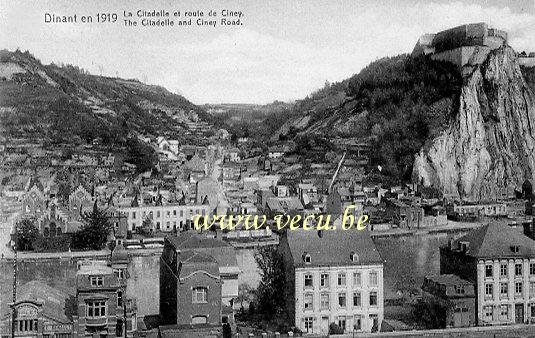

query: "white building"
xmin=280 ymin=222 xmax=384 ymax=335
xmin=119 ymin=203 xmax=211 ymax=232
xmin=441 ymin=222 xmax=535 ymax=325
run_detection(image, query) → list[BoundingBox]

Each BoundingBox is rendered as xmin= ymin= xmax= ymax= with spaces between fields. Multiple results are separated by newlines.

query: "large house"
xmin=160 ymin=247 xmax=223 ymax=337
xmin=440 ymin=222 xmax=535 ymax=325
xmin=160 ymin=233 xmax=240 ymax=311
xmin=280 ymin=223 xmax=384 ymax=335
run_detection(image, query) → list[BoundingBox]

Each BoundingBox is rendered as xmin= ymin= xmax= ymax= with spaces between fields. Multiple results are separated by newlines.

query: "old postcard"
xmin=1 ymin=0 xmax=535 ymax=337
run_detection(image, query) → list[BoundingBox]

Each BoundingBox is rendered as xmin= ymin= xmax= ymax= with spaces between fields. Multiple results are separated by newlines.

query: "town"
xmin=2 ymin=14 xmax=535 ymax=338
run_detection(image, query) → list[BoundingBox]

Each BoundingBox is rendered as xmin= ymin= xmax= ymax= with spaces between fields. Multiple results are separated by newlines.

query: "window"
xmin=304 ymin=317 xmax=313 ymax=333
xmin=485 ymin=283 xmax=493 ymax=298
xmin=320 ymin=293 xmax=329 ymax=310
xmin=369 ymin=271 xmax=378 ymax=286
xmin=500 ymin=283 xmax=508 ymax=297
xmin=117 ymin=290 xmax=123 ymax=307
xmin=320 ymin=273 xmax=329 ymax=288
xmin=454 ymin=285 xmax=465 ymax=294
xmin=354 ymin=315 xmax=362 ymax=331
xmin=87 ymin=301 xmax=106 ymax=317
xmin=173 ymin=210 xmax=177 ymax=216
xmin=369 ymin=291 xmax=378 ymax=306
xmin=515 ymin=263 xmax=523 ymax=276
xmin=500 ymin=263 xmax=508 ymax=277
xmin=353 ymin=272 xmax=361 ymax=287
xmin=530 ymin=263 xmax=535 ymax=275
xmin=350 ymin=251 xmax=359 ymax=262
xmin=166 ymin=211 xmax=170 ymax=217
xmin=156 ymin=211 xmax=161 ymax=218
xmin=191 ymin=316 xmax=207 ymax=325
xmin=192 ymin=287 xmax=207 ymax=303
xmin=337 ymin=273 xmax=346 ymax=286
xmin=90 ymin=276 xmax=103 ymax=287
xmin=16 ymin=319 xmax=37 ymax=333
xmin=304 ymin=293 xmax=313 ymax=310
xmin=303 ymin=253 xmax=311 ymax=264
xmin=338 ymin=293 xmax=346 ymax=307
xmin=483 ymin=305 xmax=493 ymax=320
xmin=485 ymin=264 xmax=493 ymax=277
xmin=353 ymin=291 xmax=361 ymax=307
xmin=304 ymin=274 xmax=313 ymax=288
xmin=337 ymin=316 xmax=346 ymax=332
xmin=531 ymin=304 xmax=535 ymax=319
xmin=530 ymin=282 xmax=535 ymax=297
xmin=132 ymin=212 xmax=136 ymax=219
xmin=516 ymin=282 xmax=523 ymax=295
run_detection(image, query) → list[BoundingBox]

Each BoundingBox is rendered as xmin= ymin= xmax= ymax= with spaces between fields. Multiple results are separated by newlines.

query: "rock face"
xmin=413 ymin=47 xmax=535 ymax=201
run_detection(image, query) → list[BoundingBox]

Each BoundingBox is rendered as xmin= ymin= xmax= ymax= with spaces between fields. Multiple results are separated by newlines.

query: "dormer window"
xmin=350 ymin=251 xmax=359 ymax=262
xmin=511 ymin=245 xmax=520 ymax=253
xmin=90 ymin=276 xmax=103 ymax=287
xmin=303 ymin=252 xmax=311 ymax=264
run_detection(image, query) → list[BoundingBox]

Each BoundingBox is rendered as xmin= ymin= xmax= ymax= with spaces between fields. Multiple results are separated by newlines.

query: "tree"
xmin=253 ymin=246 xmax=287 ymax=316
xmin=413 ymin=297 xmax=450 ymax=329
xmin=136 ymin=217 xmax=153 ymax=236
xmin=71 ymin=202 xmax=111 ymax=250
xmin=15 ymin=218 xmax=39 ymax=251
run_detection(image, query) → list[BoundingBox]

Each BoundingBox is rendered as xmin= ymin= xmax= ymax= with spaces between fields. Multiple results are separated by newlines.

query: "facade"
xmin=280 ymin=223 xmax=384 ymax=335
xmin=0 ymin=281 xmax=76 ymax=338
xmin=440 ymin=222 xmax=535 ymax=325
xmin=453 ymin=203 xmax=507 ymax=218
xmin=160 ymin=246 xmax=222 ymax=328
xmin=422 ymin=275 xmax=476 ymax=327
xmin=119 ymin=203 xmax=211 ymax=232
xmin=161 ymin=233 xmax=240 ymax=309
xmin=76 ymin=261 xmax=137 ymax=337
xmin=384 ymin=198 xmax=424 ymax=229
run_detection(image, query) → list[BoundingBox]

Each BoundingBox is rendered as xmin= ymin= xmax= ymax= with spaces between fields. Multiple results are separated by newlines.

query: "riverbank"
xmin=371 ymin=220 xmax=484 ymax=238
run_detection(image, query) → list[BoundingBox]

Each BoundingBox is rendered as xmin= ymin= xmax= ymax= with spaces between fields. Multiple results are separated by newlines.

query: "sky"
xmin=0 ymin=0 xmax=534 ymax=104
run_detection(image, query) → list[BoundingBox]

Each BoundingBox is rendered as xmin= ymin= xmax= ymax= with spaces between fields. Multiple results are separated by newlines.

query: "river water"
xmin=0 ymin=231 xmax=469 ymax=318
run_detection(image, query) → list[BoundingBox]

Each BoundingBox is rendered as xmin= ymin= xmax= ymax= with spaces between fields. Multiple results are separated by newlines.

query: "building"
xmin=160 ymin=247 xmax=222 ymax=331
xmin=119 ymin=203 xmax=211 ymax=233
xmin=280 ymin=224 xmax=384 ymax=335
xmin=384 ymin=198 xmax=424 ymax=229
xmin=440 ymin=222 xmax=535 ymax=325
xmin=452 ymin=203 xmax=507 ymax=218
xmin=0 ymin=281 xmax=76 ymax=337
xmin=76 ymin=261 xmax=137 ymax=337
xmin=422 ymin=275 xmax=476 ymax=327
xmin=161 ymin=233 xmax=240 ymax=310
xmin=412 ymin=23 xmax=508 ymax=69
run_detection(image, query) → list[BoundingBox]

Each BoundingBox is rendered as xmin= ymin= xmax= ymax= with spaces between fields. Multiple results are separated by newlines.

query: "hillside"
xmin=0 ymin=49 xmax=215 ymax=147
xmin=274 ymin=54 xmax=462 ymax=182
xmin=204 ymin=101 xmax=295 ymax=141
xmin=275 ymin=42 xmax=535 ymax=199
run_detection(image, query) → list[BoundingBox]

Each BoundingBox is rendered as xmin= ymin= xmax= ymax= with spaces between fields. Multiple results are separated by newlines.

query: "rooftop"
xmin=449 ymin=221 xmax=535 ymax=259
xmin=285 ymin=223 xmax=383 ymax=268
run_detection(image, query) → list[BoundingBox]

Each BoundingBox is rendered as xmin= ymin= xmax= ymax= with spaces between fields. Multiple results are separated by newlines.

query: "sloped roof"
xmin=0 ymin=281 xmax=74 ymax=323
xmin=167 ymin=232 xmax=238 ymax=270
xmin=451 ymin=222 xmax=535 ymax=259
xmin=286 ymin=222 xmax=383 ymax=268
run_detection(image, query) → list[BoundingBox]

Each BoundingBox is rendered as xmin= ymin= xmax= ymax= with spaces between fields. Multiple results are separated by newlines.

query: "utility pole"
xmin=11 ymin=234 xmax=17 ymax=338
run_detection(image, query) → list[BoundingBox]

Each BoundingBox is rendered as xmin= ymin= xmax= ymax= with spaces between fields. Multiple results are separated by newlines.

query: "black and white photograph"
xmin=1 ymin=0 xmax=535 ymax=337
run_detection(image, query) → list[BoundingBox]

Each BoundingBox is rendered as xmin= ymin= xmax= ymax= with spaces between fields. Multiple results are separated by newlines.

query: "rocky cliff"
xmin=413 ymin=46 xmax=535 ymax=201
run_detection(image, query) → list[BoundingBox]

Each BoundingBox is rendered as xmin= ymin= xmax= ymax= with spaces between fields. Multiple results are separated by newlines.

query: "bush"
xmin=32 ymin=235 xmax=71 ymax=252
xmin=329 ymin=322 xmax=344 ymax=334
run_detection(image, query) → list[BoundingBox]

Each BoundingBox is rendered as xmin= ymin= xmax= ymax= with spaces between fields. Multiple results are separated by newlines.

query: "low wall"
xmin=519 ymin=57 xmax=535 ymax=67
